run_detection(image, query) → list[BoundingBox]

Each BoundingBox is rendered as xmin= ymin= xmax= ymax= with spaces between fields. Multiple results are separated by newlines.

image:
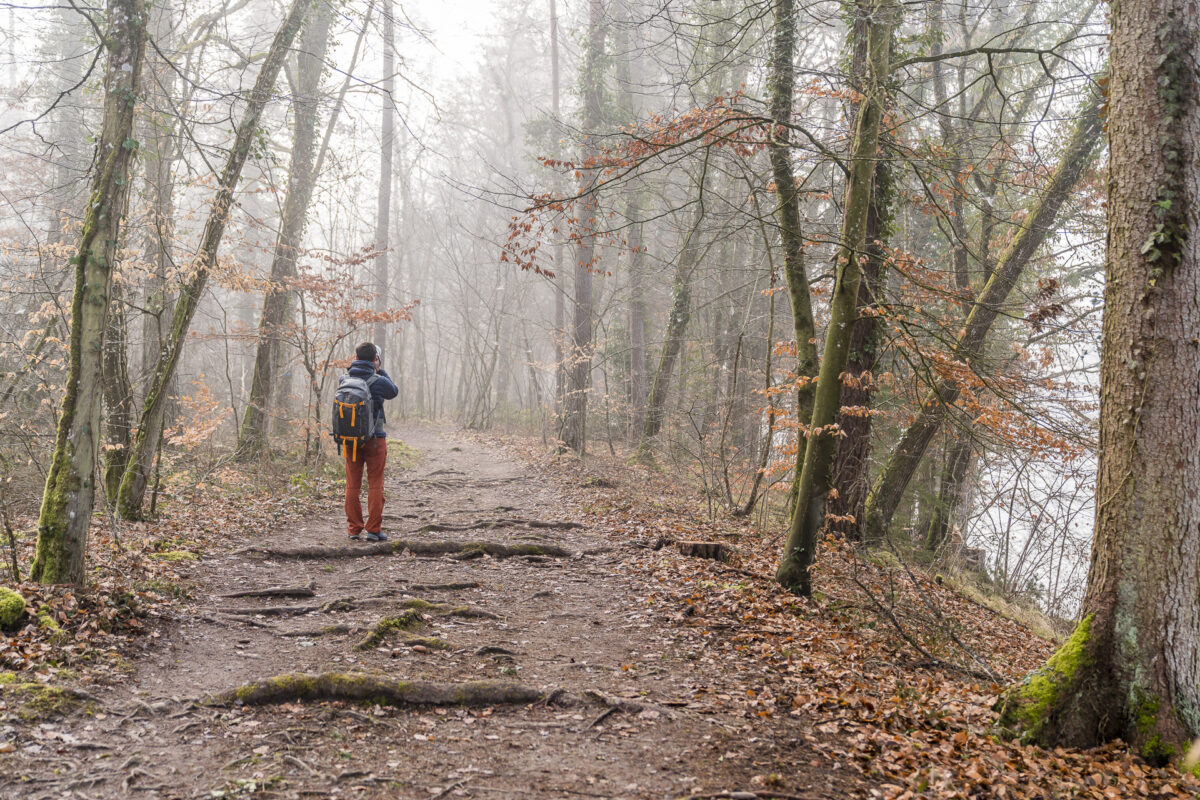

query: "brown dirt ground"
xmin=0 ymin=426 xmax=876 ymax=800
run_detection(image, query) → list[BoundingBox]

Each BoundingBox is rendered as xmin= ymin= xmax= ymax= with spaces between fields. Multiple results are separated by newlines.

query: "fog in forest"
xmin=0 ymin=0 xmax=1105 ymax=617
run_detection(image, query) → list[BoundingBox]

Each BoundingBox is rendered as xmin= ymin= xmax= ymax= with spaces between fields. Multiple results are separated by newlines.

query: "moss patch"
xmin=997 ymin=614 xmax=1092 ymax=742
xmin=0 ymin=682 xmax=87 ymax=720
xmin=35 ymin=606 xmax=60 ymax=632
xmin=0 ymin=587 xmax=26 ymax=630
xmin=355 ymin=610 xmax=425 ymax=650
xmin=149 ymin=550 xmax=197 ymax=562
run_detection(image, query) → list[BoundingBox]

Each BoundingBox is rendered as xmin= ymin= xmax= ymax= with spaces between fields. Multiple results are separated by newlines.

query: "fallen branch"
xmin=234 ymin=538 xmax=573 ymax=560
xmin=209 ymin=672 xmax=545 ymax=708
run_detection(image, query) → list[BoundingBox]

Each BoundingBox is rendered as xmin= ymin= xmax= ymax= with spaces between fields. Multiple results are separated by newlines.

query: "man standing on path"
xmin=342 ymin=342 xmax=398 ymax=541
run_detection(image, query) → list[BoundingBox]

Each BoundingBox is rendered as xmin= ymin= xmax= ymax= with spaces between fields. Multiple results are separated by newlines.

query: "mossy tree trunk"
xmin=860 ymin=90 xmax=1103 ymax=544
xmin=237 ymin=0 xmax=335 ymax=458
xmin=1001 ymin=2 xmax=1200 ymax=756
xmin=560 ymin=0 xmax=605 ymax=455
xmin=826 ymin=2 xmax=894 ymax=540
xmin=775 ymin=0 xmax=898 ymax=595
xmin=116 ymin=0 xmax=311 ymax=519
xmin=766 ymin=0 xmax=819 ymax=490
xmin=30 ymin=0 xmax=147 ymax=584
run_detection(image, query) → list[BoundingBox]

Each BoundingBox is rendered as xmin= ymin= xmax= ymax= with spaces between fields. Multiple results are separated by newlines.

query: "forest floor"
xmin=1 ymin=424 xmax=1198 ymax=799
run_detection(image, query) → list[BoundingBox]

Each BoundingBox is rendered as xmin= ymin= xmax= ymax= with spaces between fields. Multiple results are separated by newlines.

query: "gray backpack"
xmin=331 ymin=373 xmax=379 ymax=459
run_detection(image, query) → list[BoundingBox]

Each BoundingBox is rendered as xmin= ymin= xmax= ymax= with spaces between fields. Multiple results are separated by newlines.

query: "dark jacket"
xmin=346 ymin=359 xmax=399 ymax=438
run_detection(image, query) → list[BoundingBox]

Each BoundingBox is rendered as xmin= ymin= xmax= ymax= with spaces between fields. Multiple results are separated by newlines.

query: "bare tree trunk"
xmin=776 ymin=0 xmax=897 ymax=595
xmin=921 ymin=429 xmax=973 ymax=552
xmin=102 ymin=281 xmax=135 ymax=500
xmin=634 ymin=202 xmax=705 ymax=463
xmin=825 ymin=2 xmax=895 ymax=541
xmin=237 ymin=0 xmax=335 ymax=457
xmin=999 ymin=1 xmax=1200 ymax=755
xmin=560 ymin=0 xmax=604 ymax=455
xmin=766 ymin=0 xmax=820 ymax=493
xmin=627 ymin=206 xmax=647 ymax=441
xmin=116 ymin=0 xmax=311 ymax=520
xmin=372 ymin=0 xmax=395 ymax=353
xmin=860 ymin=90 xmax=1103 ymax=544
xmin=30 ymin=0 xmax=146 ymax=584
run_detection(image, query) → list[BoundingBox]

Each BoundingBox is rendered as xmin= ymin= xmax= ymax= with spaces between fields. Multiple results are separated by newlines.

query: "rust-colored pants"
xmin=345 ymin=438 xmax=387 ymax=536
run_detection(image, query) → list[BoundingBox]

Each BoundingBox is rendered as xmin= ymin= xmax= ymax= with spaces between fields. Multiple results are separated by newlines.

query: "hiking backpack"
xmin=331 ymin=373 xmax=380 ymax=459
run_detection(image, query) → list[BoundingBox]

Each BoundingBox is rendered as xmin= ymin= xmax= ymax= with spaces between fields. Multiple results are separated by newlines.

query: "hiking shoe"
xmin=348 ymin=532 xmax=363 ymax=541
xmin=366 ymin=531 xmax=388 ymax=542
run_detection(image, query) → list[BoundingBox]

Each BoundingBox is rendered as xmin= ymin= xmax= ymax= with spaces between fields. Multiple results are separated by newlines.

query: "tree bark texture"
xmin=560 ymin=0 xmax=604 ymax=455
xmin=116 ymin=0 xmax=311 ymax=519
xmin=1001 ymin=2 xmax=1200 ymax=756
xmin=31 ymin=0 xmax=146 ymax=584
xmin=860 ymin=90 xmax=1103 ymax=544
xmin=775 ymin=0 xmax=897 ymax=596
xmin=634 ymin=202 xmax=705 ymax=462
xmin=827 ymin=3 xmax=894 ymax=540
xmin=767 ymin=0 xmax=820 ymax=484
xmin=238 ymin=0 xmax=334 ymax=457
xmin=921 ymin=429 xmax=973 ymax=552
xmin=101 ymin=280 xmax=135 ymax=501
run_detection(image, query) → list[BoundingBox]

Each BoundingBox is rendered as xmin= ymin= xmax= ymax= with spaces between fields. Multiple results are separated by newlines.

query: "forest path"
xmin=1 ymin=426 xmax=867 ymax=800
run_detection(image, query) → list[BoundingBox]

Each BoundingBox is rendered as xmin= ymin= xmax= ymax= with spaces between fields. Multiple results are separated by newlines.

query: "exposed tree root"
xmin=415 ymin=518 xmax=582 ymax=533
xmin=233 ymin=539 xmax=573 ymax=560
xmin=278 ymin=624 xmax=356 ymax=638
xmin=401 ymin=581 xmax=481 ymax=591
xmin=209 ymin=672 xmax=545 ymax=708
xmin=356 ymin=610 xmax=424 ymax=650
xmin=219 ymin=581 xmax=316 ymax=599
xmin=356 ymin=601 xmax=497 ymax=650
xmin=400 ymin=636 xmax=457 ymax=651
xmin=221 ymin=597 xmax=356 ymax=616
xmin=397 ymin=598 xmax=498 ymax=619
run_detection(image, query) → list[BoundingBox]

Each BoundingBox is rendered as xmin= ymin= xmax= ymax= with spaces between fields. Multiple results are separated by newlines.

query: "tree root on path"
xmin=209 ymin=673 xmax=545 ymax=709
xmin=233 ymin=538 xmax=573 ymax=560
xmin=400 ymin=581 xmax=481 ymax=591
xmin=681 ymin=792 xmax=818 ymax=800
xmin=415 ymin=518 xmax=582 ymax=533
xmin=219 ymin=581 xmax=316 ymax=599
xmin=355 ymin=610 xmax=424 ymax=649
xmin=356 ymin=602 xmax=495 ymax=650
xmin=278 ymin=624 xmax=357 ymax=638
xmin=220 ymin=597 xmax=356 ymax=616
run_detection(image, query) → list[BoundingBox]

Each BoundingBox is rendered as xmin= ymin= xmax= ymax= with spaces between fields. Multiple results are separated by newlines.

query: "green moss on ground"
xmin=997 ymin=614 xmax=1092 ymax=742
xmin=35 ymin=606 xmax=60 ymax=632
xmin=0 ymin=682 xmax=87 ymax=720
xmin=0 ymin=587 xmax=26 ymax=629
xmin=355 ymin=610 xmax=424 ymax=650
xmin=149 ymin=550 xmax=197 ymax=562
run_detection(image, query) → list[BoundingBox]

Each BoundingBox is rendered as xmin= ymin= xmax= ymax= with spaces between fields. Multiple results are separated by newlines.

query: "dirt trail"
xmin=0 ymin=426 xmax=868 ymax=800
